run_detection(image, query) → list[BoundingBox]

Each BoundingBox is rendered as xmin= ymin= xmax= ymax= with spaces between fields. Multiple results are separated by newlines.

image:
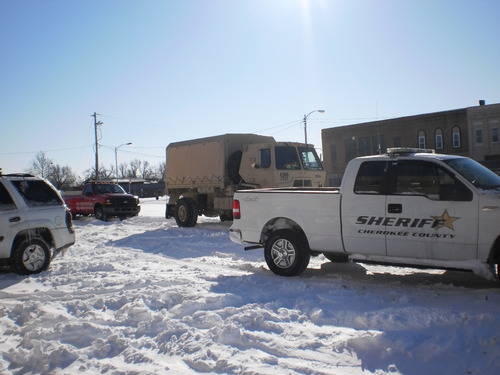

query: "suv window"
xmin=391 ymin=160 xmax=472 ymax=201
xmin=354 ymin=161 xmax=388 ymax=194
xmin=0 ymin=182 xmax=17 ymax=211
xmin=11 ymin=180 xmax=63 ymax=207
xmin=83 ymin=184 xmax=93 ymax=195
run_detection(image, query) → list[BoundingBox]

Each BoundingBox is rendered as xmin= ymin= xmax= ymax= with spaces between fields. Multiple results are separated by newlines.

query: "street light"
xmin=303 ymin=109 xmax=325 ymax=146
xmin=115 ymin=142 xmax=132 ymax=182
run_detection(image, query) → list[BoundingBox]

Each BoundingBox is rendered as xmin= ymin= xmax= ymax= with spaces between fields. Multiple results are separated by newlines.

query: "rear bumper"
xmin=103 ymin=205 xmax=141 ymax=217
xmin=229 ymin=228 xmax=243 ymax=244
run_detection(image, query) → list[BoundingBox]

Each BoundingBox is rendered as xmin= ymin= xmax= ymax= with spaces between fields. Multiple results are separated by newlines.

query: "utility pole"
xmin=92 ymin=112 xmax=103 ymax=180
xmin=303 ymin=109 xmax=325 ymax=146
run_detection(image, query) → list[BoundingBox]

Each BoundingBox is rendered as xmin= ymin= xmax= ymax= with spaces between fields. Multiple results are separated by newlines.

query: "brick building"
xmin=322 ymin=101 xmax=500 ymax=185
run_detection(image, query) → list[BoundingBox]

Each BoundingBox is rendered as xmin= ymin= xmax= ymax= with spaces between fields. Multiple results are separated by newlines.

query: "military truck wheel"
xmin=175 ymin=198 xmax=198 ymax=227
xmin=219 ymin=211 xmax=233 ymax=222
xmin=264 ymin=230 xmax=310 ymax=276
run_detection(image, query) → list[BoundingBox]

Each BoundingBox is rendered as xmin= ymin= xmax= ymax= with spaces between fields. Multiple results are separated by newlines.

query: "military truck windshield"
xmin=444 ymin=158 xmax=500 ymax=190
xmin=275 ymin=146 xmax=301 ymax=170
xmin=298 ymin=147 xmax=323 ymax=170
xmin=94 ymin=184 xmax=126 ymax=194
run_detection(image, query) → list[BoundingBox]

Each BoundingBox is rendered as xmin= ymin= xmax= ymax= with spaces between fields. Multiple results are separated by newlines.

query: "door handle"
xmin=388 ymin=204 xmax=402 ymax=214
xmin=9 ymin=216 xmax=21 ymax=222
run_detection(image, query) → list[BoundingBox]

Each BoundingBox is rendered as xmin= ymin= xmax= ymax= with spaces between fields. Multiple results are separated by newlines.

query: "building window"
xmin=435 ymin=129 xmax=443 ymax=150
xmin=417 ymin=130 xmax=426 ymax=149
xmin=475 ymin=128 xmax=483 ymax=144
xmin=452 ymin=126 xmax=461 ymax=148
xmin=492 ymin=128 xmax=499 ymax=143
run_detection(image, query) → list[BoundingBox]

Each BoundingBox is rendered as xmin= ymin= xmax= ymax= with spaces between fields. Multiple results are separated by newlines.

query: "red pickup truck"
xmin=64 ymin=182 xmax=140 ymax=221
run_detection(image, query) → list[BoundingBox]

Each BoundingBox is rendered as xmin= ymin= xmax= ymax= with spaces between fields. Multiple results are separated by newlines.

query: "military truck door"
xmin=385 ymin=160 xmax=478 ymax=261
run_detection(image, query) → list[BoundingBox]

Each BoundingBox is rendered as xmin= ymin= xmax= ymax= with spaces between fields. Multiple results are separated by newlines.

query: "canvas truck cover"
xmin=165 ymin=134 xmax=275 ymax=190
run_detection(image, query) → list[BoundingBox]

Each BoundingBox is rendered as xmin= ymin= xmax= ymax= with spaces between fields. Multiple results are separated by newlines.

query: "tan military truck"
xmin=165 ymin=134 xmax=326 ymax=226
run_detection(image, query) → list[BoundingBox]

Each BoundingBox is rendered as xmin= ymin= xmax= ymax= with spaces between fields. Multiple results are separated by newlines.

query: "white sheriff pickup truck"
xmin=229 ymin=148 xmax=500 ymax=281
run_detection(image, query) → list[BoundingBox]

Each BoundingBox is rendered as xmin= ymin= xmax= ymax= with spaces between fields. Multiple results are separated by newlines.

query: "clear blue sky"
xmin=1 ymin=0 xmax=499 ymax=175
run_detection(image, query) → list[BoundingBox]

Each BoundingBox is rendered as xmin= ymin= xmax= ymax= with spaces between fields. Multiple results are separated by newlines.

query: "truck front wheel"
xmin=264 ymin=230 xmax=310 ymax=276
xmin=175 ymin=198 xmax=198 ymax=227
xmin=94 ymin=205 xmax=107 ymax=221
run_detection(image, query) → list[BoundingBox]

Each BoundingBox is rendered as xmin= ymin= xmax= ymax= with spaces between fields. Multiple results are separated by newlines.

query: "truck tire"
xmin=227 ymin=151 xmax=243 ymax=185
xmin=11 ymin=237 xmax=51 ymax=275
xmin=264 ymin=230 xmax=310 ymax=276
xmin=94 ymin=205 xmax=107 ymax=221
xmin=175 ymin=198 xmax=198 ymax=227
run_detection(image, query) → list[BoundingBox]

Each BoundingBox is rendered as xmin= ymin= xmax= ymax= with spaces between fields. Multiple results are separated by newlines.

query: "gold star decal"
xmin=432 ymin=209 xmax=460 ymax=230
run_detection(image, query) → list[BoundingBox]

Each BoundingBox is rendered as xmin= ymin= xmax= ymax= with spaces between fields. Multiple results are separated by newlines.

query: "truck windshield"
xmin=298 ymin=147 xmax=323 ymax=170
xmin=444 ymin=158 xmax=500 ymax=190
xmin=94 ymin=184 xmax=126 ymax=194
xmin=275 ymin=146 xmax=301 ymax=170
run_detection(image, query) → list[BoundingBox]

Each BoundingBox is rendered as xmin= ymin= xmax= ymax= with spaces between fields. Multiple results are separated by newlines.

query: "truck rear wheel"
xmin=175 ymin=198 xmax=198 ymax=227
xmin=264 ymin=230 xmax=310 ymax=276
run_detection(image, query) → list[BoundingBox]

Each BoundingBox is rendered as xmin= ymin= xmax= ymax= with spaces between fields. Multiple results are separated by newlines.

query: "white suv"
xmin=0 ymin=173 xmax=75 ymax=274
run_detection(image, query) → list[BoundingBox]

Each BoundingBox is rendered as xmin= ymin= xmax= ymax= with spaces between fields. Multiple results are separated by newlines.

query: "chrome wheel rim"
xmin=271 ymin=238 xmax=296 ymax=269
xmin=22 ymin=244 xmax=46 ymax=271
xmin=178 ymin=205 xmax=188 ymax=222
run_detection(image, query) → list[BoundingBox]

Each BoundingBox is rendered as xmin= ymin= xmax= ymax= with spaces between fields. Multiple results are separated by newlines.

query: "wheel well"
xmin=12 ymin=228 xmax=54 ymax=253
xmin=260 ymin=217 xmax=309 ymax=249
xmin=488 ymin=236 xmax=500 ymax=264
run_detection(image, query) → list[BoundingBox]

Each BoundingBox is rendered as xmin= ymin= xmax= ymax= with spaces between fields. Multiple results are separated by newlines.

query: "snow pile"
xmin=1 ymin=198 xmax=499 ymax=374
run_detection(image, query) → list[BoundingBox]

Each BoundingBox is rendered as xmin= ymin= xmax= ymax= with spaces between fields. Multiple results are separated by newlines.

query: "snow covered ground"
xmin=1 ymin=197 xmax=499 ymax=375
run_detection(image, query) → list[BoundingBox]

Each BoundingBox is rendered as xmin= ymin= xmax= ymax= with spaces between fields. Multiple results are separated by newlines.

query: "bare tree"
xmin=30 ymin=152 xmax=53 ymax=179
xmin=128 ymin=159 xmax=141 ymax=178
xmin=140 ymin=160 xmax=154 ymax=179
xmin=84 ymin=165 xmax=114 ymax=181
xmin=118 ymin=163 xmax=128 ymax=179
xmin=153 ymin=161 xmax=166 ymax=180
xmin=49 ymin=165 xmax=77 ymax=190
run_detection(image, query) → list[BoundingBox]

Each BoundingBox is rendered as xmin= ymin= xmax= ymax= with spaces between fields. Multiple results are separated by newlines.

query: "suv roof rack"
xmin=2 ymin=173 xmax=36 ymax=177
xmin=386 ymin=147 xmax=435 ymax=155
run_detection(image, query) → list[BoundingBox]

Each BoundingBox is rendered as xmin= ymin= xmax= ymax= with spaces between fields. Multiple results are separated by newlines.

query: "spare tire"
xmin=227 ymin=151 xmax=243 ymax=185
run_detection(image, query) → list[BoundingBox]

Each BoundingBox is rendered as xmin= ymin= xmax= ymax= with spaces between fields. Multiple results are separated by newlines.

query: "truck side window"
xmin=275 ymin=146 xmax=301 ymax=170
xmin=83 ymin=185 xmax=93 ymax=195
xmin=11 ymin=180 xmax=63 ymax=207
xmin=354 ymin=161 xmax=388 ymax=195
xmin=260 ymin=149 xmax=271 ymax=168
xmin=0 ymin=182 xmax=16 ymax=211
xmin=391 ymin=161 xmax=472 ymax=201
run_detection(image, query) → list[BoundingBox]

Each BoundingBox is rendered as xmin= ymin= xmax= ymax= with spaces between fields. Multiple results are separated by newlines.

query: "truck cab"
xmin=239 ymin=142 xmax=325 ymax=188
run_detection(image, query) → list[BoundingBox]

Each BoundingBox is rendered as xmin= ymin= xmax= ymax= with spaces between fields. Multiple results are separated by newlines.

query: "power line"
xmin=0 ymin=145 xmax=91 ymax=156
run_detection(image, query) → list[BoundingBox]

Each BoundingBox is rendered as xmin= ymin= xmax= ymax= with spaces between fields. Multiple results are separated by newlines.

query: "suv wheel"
xmin=175 ymin=198 xmax=198 ymax=227
xmin=264 ymin=230 xmax=310 ymax=276
xmin=11 ymin=238 xmax=51 ymax=275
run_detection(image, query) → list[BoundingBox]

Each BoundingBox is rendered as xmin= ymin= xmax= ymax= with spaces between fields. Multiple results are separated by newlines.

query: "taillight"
xmin=66 ymin=210 xmax=74 ymax=233
xmin=232 ymin=199 xmax=241 ymax=219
